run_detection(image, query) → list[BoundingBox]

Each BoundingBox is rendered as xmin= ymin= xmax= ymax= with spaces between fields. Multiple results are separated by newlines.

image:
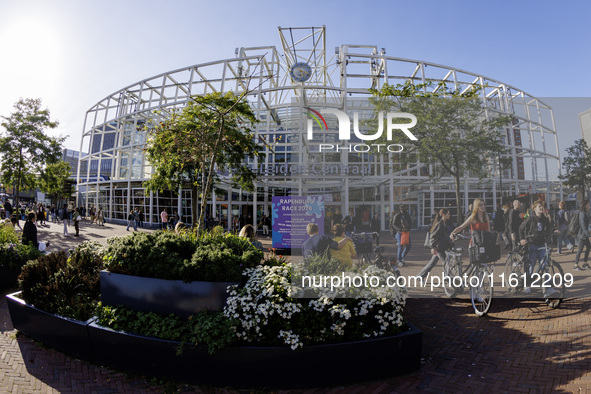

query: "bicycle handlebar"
xmin=351 ymin=232 xmax=380 ymax=240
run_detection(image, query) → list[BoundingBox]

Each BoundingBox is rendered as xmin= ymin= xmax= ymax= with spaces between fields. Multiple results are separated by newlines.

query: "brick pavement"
xmin=1 ymin=224 xmax=590 ymax=392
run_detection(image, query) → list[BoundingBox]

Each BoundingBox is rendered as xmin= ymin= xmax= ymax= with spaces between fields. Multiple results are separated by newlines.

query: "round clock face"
xmin=290 ymin=62 xmax=312 ymax=82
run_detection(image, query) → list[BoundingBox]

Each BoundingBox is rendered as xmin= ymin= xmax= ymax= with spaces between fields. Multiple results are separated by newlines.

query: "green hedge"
xmin=103 ymin=230 xmax=264 ymax=282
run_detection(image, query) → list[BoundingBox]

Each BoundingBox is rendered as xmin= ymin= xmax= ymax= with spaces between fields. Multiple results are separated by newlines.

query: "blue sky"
xmin=1 ymin=0 xmax=590 ymax=157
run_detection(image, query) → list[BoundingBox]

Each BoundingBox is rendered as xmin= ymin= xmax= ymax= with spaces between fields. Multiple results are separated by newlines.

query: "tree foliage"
xmin=144 ymin=92 xmax=264 ymax=232
xmin=368 ymin=81 xmax=511 ymax=222
xmin=0 ymin=98 xmax=65 ymax=206
xmin=559 ymin=139 xmax=591 ymax=204
xmin=38 ymin=161 xmax=72 ymax=202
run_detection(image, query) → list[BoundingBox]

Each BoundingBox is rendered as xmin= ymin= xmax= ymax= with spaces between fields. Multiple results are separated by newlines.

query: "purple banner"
xmin=271 ymin=196 xmax=325 ymax=249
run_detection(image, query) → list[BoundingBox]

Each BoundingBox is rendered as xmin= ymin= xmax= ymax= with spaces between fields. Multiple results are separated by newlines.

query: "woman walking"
xmin=418 ymin=209 xmax=453 ymax=280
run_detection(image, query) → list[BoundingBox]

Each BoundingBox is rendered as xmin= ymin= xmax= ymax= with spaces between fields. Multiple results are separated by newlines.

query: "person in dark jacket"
xmin=418 ymin=209 xmax=453 ymax=280
xmin=22 ymin=212 xmax=49 ymax=251
xmin=508 ymin=200 xmax=523 ymax=251
xmin=573 ymin=200 xmax=591 ymax=271
xmin=390 ymin=205 xmax=412 ymax=265
xmin=519 ymin=200 xmax=555 ymax=292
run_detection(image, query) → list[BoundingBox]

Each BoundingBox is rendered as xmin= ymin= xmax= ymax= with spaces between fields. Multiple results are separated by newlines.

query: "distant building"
xmin=62 ymin=149 xmax=88 ymax=178
xmin=579 ymin=108 xmax=591 ymax=146
xmin=77 ymin=26 xmax=562 ymax=228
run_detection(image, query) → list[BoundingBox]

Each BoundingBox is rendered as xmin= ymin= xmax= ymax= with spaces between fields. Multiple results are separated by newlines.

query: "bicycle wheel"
xmin=443 ymin=255 xmax=462 ymax=298
xmin=504 ymin=253 xmax=525 ymax=294
xmin=470 ymin=265 xmax=493 ymax=316
xmin=543 ymin=260 xmax=565 ymax=309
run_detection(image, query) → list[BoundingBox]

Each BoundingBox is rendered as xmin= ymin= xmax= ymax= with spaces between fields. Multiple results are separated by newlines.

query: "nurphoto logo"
xmin=305 ymin=107 xmax=418 ymax=153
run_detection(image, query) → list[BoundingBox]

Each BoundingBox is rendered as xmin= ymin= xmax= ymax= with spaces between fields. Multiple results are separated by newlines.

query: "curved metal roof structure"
xmin=78 ymin=26 xmax=561 ymax=226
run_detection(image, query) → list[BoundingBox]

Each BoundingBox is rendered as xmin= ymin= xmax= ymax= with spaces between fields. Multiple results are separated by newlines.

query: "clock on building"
xmin=289 ymin=62 xmax=312 ymax=82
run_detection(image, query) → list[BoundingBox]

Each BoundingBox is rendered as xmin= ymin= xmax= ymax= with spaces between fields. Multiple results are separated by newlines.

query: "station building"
xmin=77 ymin=26 xmax=562 ymax=229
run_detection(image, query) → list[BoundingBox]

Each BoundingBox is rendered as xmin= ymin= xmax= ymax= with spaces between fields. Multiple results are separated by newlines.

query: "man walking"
xmin=508 ymin=199 xmax=523 ymax=251
xmin=160 ymin=208 xmax=168 ymax=230
xmin=389 ymin=205 xmax=412 ymax=266
xmin=573 ymin=200 xmax=591 ymax=271
xmin=61 ymin=204 xmax=69 ymax=236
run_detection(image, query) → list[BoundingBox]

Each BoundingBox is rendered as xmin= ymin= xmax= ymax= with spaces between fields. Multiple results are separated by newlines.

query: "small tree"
xmin=0 ymin=98 xmax=65 ymax=207
xmin=38 ymin=161 xmax=72 ymax=205
xmin=369 ymin=82 xmax=510 ymax=223
xmin=144 ymin=92 xmax=264 ymax=233
xmin=559 ymin=139 xmax=591 ymax=206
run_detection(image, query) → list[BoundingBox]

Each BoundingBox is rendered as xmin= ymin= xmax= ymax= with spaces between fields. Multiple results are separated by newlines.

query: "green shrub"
xmin=104 ymin=230 xmax=263 ymax=282
xmin=0 ymin=225 xmax=19 ymax=244
xmin=0 ymin=243 xmax=43 ymax=271
xmin=95 ymin=303 xmax=237 ymax=354
xmin=0 ymin=225 xmax=42 ymax=271
xmin=18 ymin=241 xmax=105 ymax=321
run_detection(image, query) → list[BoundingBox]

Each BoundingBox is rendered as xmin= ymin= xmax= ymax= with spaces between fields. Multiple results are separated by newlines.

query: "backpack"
xmin=568 ymin=212 xmax=580 ymax=237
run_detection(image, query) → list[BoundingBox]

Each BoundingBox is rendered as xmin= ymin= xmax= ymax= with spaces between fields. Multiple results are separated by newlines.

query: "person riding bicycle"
xmin=518 ymin=200 xmax=555 ymax=293
xmin=450 ymin=198 xmax=490 ymax=240
xmin=418 ymin=208 xmax=453 ymax=280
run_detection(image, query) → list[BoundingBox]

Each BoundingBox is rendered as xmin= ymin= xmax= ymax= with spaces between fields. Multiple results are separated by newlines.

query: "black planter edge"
xmin=6 ymin=292 xmax=97 ymax=361
xmin=6 ymin=291 xmax=422 ymax=389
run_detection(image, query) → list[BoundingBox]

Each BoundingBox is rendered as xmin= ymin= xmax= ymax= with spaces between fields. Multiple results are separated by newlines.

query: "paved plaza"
xmin=1 ymin=220 xmax=590 ymax=392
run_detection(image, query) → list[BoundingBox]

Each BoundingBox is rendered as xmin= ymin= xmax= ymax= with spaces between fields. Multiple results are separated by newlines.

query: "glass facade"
xmin=77 ymin=27 xmax=562 ymax=228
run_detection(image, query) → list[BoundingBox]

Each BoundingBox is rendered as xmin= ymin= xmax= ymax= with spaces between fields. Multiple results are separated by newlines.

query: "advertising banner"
xmin=271 ymin=195 xmax=325 ymax=250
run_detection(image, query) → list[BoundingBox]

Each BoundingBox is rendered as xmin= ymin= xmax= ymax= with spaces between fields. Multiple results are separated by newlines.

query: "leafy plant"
xmin=0 ymin=224 xmax=42 ymax=272
xmin=0 ymin=224 xmax=19 ymax=244
xmin=95 ymin=303 xmax=237 ymax=354
xmin=18 ymin=241 xmax=105 ymax=321
xmin=103 ymin=230 xmax=263 ymax=282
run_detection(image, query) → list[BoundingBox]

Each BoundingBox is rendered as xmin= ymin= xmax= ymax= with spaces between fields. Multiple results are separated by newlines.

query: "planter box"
xmin=6 ymin=290 xmax=423 ymax=388
xmin=100 ymin=270 xmax=237 ymax=317
xmin=87 ymin=320 xmax=422 ymax=388
xmin=5 ymin=292 xmax=96 ymax=361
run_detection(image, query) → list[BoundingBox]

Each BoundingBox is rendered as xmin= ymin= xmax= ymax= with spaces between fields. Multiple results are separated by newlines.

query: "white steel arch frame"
xmin=77 ymin=26 xmax=561 ymax=227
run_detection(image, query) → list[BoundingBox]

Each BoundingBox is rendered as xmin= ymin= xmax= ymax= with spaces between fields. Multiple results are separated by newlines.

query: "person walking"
xmin=160 ymin=208 xmax=168 ymax=230
xmin=390 ymin=205 xmax=412 ymax=266
xmin=573 ymin=200 xmax=591 ymax=271
xmin=261 ymin=214 xmax=270 ymax=236
xmin=556 ymin=201 xmax=574 ymax=254
xmin=73 ymin=208 xmax=81 ymax=237
xmin=418 ymin=208 xmax=454 ymax=280
xmin=342 ymin=208 xmax=356 ymax=236
xmin=126 ymin=210 xmax=136 ymax=231
xmin=138 ymin=209 xmax=144 ymax=228
xmin=508 ymin=200 xmax=523 ymax=251
xmin=97 ymin=207 xmax=104 ymax=226
xmin=61 ymin=204 xmax=69 ymax=236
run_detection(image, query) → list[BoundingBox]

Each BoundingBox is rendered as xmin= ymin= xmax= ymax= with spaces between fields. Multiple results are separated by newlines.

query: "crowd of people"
xmin=4 ymin=195 xmax=591 ymax=280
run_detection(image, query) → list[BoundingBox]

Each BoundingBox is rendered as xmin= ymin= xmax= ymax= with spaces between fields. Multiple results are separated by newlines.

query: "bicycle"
xmin=442 ymin=232 xmax=495 ymax=316
xmin=351 ymin=232 xmax=400 ymax=277
xmin=503 ymin=242 xmax=566 ymax=309
xmin=351 ymin=232 xmax=380 ymax=266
